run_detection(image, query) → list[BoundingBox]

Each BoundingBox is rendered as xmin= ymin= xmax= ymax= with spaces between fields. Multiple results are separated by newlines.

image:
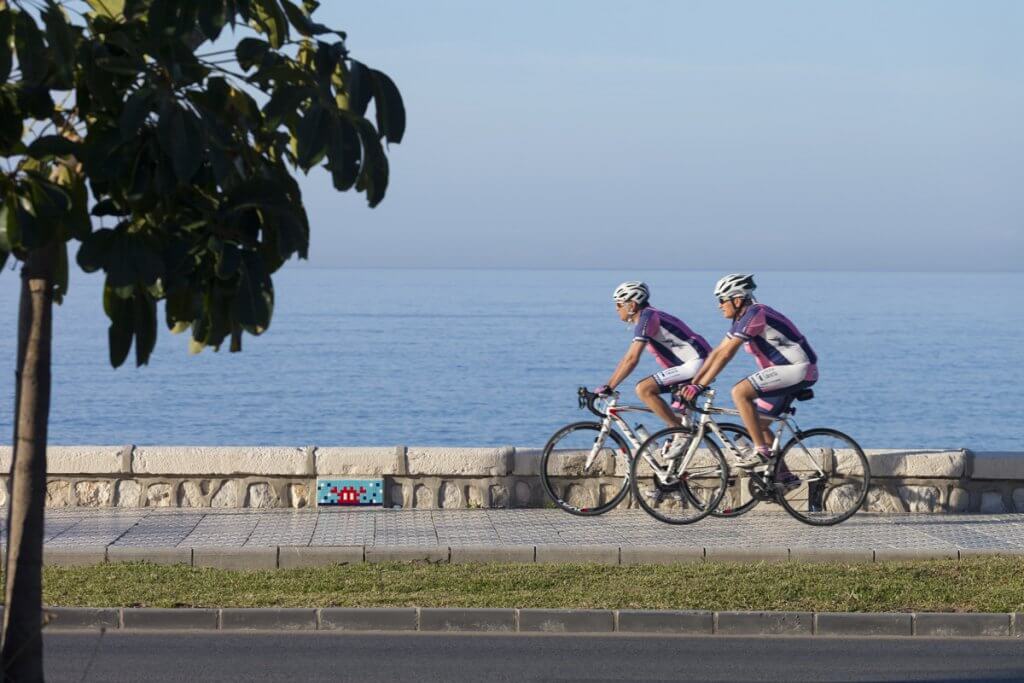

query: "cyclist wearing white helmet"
xmin=596 ymin=281 xmax=711 ymax=428
xmin=683 ymin=274 xmax=818 ymax=469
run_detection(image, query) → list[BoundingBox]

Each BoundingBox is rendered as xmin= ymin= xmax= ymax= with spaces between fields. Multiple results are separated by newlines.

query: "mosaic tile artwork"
xmin=317 ymin=479 xmax=384 ymax=507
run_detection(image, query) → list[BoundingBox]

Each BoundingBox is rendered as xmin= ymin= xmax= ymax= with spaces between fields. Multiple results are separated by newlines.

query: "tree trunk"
xmin=2 ymin=244 xmax=57 ymax=681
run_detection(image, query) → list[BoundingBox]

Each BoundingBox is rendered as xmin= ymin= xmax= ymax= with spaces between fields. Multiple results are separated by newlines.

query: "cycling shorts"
xmin=746 ymin=363 xmax=817 ymax=416
xmin=647 ymin=358 xmax=704 ymax=394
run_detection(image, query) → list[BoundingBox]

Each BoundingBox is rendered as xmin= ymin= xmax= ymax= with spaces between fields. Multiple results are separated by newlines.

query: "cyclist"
xmin=596 ymin=281 xmax=711 ymax=429
xmin=682 ymin=274 xmax=817 ymax=476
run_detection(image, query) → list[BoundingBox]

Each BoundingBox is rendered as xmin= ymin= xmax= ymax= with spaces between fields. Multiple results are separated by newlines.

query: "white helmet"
xmin=713 ymin=273 xmax=756 ymax=300
xmin=612 ymin=281 xmax=650 ymax=306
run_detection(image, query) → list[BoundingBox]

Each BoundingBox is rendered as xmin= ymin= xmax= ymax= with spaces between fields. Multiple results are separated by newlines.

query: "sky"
xmin=293 ymin=1 xmax=1022 ymax=271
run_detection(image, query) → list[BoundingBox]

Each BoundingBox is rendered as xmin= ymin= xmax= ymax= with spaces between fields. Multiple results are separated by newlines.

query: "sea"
xmin=0 ymin=268 xmax=1021 ymax=450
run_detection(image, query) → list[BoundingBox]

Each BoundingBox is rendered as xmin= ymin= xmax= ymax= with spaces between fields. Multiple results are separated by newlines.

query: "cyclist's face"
xmin=718 ymin=297 xmax=741 ymax=317
xmin=615 ymin=301 xmax=635 ymax=322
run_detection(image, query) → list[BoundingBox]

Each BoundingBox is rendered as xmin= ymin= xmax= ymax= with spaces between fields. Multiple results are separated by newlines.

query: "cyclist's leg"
xmin=732 ymin=364 xmax=814 ymax=453
xmin=637 ymin=359 xmax=702 ymax=428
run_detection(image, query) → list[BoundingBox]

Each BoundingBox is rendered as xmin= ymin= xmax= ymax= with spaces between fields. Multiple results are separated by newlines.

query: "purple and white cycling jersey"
xmin=633 ymin=307 xmax=711 ymax=368
xmin=728 ymin=303 xmax=818 ymax=380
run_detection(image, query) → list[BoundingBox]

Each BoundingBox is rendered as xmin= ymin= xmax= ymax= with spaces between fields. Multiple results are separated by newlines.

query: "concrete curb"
xmin=40 ymin=607 xmax=1024 ymax=637
xmin=30 ymin=543 xmax=1024 ymax=567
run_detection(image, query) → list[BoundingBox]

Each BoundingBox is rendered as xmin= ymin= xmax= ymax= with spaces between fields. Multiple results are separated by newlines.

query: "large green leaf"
xmin=369 ymin=69 xmax=406 ymax=144
xmin=86 ymin=0 xmax=127 ymax=19
xmin=103 ymin=283 xmax=134 ymax=368
xmin=77 ymin=228 xmax=116 ymax=272
xmin=14 ymin=12 xmax=48 ymax=85
xmin=0 ymin=198 xmax=13 ymax=254
xmin=344 ymin=61 xmax=372 ymax=116
xmin=198 ymin=0 xmax=229 ymax=40
xmin=235 ymin=37 xmax=269 ymax=70
xmin=42 ymin=4 xmax=76 ymax=88
xmin=325 ymin=115 xmax=360 ymax=191
xmin=119 ymin=87 xmax=153 ymax=140
xmin=157 ymin=104 xmax=204 ymax=184
xmin=262 ymin=84 xmax=313 ymax=127
xmin=234 ymin=250 xmax=272 ymax=331
xmin=351 ymin=116 xmax=389 ymax=207
xmin=251 ymin=0 xmax=288 ymax=48
xmin=294 ymin=102 xmax=327 ymax=169
xmin=133 ymin=289 xmax=157 ymax=365
xmin=26 ymin=135 xmax=80 ymax=159
xmin=0 ymin=88 xmax=20 ymax=152
xmin=0 ymin=10 xmax=14 ymax=83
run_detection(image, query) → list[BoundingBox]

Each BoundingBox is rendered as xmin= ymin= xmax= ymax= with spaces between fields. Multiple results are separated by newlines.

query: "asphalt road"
xmin=44 ymin=631 xmax=1024 ymax=682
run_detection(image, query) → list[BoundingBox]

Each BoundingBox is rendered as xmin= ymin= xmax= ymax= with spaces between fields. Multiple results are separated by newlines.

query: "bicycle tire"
xmin=540 ymin=421 xmax=632 ymax=515
xmin=775 ymin=428 xmax=870 ymax=526
xmin=630 ymin=426 xmax=729 ymax=525
xmin=708 ymin=423 xmax=762 ymax=518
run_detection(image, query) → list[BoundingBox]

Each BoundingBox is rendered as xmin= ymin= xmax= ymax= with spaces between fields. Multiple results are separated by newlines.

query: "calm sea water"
xmin=0 ymin=268 xmax=1021 ymax=449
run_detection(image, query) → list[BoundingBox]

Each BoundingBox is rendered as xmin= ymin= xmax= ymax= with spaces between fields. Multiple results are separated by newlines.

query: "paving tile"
xmin=310 ymin=510 xmax=374 ymax=546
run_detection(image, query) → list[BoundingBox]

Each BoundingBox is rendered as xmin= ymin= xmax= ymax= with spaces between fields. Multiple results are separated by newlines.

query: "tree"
xmin=0 ymin=0 xmax=405 ymax=677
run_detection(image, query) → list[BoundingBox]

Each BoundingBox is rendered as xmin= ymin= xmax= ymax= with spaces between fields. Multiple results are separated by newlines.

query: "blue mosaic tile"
xmin=317 ymin=479 xmax=384 ymax=506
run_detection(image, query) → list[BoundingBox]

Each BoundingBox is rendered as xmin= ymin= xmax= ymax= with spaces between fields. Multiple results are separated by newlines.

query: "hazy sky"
xmin=294 ymin=1 xmax=1022 ymax=271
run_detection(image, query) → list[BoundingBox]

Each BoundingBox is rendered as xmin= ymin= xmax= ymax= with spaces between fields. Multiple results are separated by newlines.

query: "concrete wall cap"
xmin=406 ymin=447 xmax=513 ymax=476
xmin=315 ymin=447 xmax=403 ymax=476
xmin=865 ymin=449 xmax=966 ymax=479
xmin=132 ymin=446 xmax=311 ymax=476
xmin=970 ymin=452 xmax=1024 ymax=480
xmin=0 ymin=445 xmax=125 ymax=474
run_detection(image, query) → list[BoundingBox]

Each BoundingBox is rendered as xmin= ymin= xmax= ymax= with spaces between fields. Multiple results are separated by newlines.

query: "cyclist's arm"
xmin=692 ymin=336 xmax=744 ymax=387
xmin=605 ymin=340 xmax=646 ymax=390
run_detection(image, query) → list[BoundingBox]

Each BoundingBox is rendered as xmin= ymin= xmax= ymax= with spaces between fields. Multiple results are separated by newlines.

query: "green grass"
xmin=17 ymin=557 xmax=1024 ymax=612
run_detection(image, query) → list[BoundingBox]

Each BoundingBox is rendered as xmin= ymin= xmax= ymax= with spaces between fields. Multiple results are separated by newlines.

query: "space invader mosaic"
xmin=317 ymin=479 xmax=384 ymax=507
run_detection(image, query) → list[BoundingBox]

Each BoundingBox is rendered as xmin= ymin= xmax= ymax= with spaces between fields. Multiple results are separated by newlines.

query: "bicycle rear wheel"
xmin=708 ymin=423 xmax=761 ymax=518
xmin=540 ymin=422 xmax=631 ymax=515
xmin=775 ymin=428 xmax=870 ymax=526
xmin=630 ymin=427 xmax=728 ymax=524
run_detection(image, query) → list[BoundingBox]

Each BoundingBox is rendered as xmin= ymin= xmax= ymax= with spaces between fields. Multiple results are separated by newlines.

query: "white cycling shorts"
xmin=651 ymin=358 xmax=704 ymax=390
xmin=746 ymin=363 xmax=815 ymax=395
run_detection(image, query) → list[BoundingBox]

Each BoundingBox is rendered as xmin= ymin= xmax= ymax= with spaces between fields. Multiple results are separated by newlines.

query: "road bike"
xmin=540 ymin=387 xmax=747 ymax=521
xmin=639 ymin=387 xmax=870 ymax=526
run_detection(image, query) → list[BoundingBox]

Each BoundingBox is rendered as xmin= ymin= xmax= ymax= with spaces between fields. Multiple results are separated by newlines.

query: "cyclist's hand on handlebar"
xmin=594 ymin=385 xmax=613 ymax=397
xmin=680 ymin=383 xmax=705 ymax=402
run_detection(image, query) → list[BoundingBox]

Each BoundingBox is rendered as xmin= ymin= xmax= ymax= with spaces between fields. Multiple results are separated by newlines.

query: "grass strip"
xmin=20 ymin=557 xmax=1024 ymax=612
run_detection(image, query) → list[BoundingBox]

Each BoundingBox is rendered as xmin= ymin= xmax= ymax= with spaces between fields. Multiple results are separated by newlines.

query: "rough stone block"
xmin=789 ymin=548 xmax=874 ymax=564
xmin=865 ymin=449 xmax=966 ymax=478
xmin=419 ymin=608 xmax=516 ymax=632
xmin=439 ymin=481 xmax=464 ymax=508
xmin=44 ymin=608 xmax=120 ymax=630
xmin=914 ymin=612 xmax=1010 ymax=637
xmin=122 ymin=608 xmax=218 ymax=630
xmin=874 ymin=548 xmax=957 ymax=562
xmin=535 ymin=544 xmax=618 ymax=564
xmin=512 ymin=448 xmax=542 ymax=476
xmin=319 ymin=608 xmax=417 ymax=631
xmin=210 ymin=480 xmax=237 ymax=507
xmin=449 ymin=545 xmax=534 ymax=563
xmin=716 ymin=611 xmax=813 ymax=635
xmin=815 ymin=612 xmax=912 ymax=636
xmin=705 ymin=547 xmax=788 ymax=563
xmin=193 ymin=547 xmax=278 ymax=570
xmin=316 ymin=447 xmax=403 ymax=476
xmin=980 ymin=491 xmax=1007 ymax=513
xmin=971 ymin=452 xmax=1024 ymax=480
xmin=519 ymin=609 xmax=614 ymax=633
xmin=107 ymin=547 xmax=192 ymax=565
xmin=864 ymin=486 xmax=906 ymax=513
xmin=898 ymin=485 xmax=940 ymax=513
xmin=617 ymin=610 xmax=713 ymax=634
xmin=246 ymin=482 xmax=278 ymax=508
xmin=278 ymin=546 xmax=363 ymax=568
xmin=145 ymin=483 xmax=174 ymax=507
xmin=115 ymin=480 xmax=141 ymax=507
xmin=221 ymin=608 xmax=317 ymax=630
xmin=365 ymin=546 xmax=448 ymax=563
xmin=45 ymin=480 xmax=72 ymax=507
xmin=948 ymin=487 xmax=970 ymax=512
xmin=619 ymin=546 xmax=704 ymax=565
xmin=133 ymin=446 xmax=310 ymax=476
xmin=406 ymin=447 xmax=512 ymax=476
xmin=44 ymin=547 xmax=106 ymax=566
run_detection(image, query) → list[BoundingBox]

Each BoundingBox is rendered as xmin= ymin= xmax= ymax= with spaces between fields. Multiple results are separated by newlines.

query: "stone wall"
xmin=0 ymin=446 xmax=1022 ymax=513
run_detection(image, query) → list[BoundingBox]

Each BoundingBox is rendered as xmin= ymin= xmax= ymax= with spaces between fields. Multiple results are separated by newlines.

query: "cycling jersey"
xmin=727 ymin=303 xmax=818 ymax=377
xmin=633 ymin=307 xmax=711 ymax=368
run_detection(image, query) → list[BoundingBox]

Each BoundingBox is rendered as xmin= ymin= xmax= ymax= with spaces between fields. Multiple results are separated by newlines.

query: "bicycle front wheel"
xmin=540 ymin=422 xmax=631 ymax=515
xmin=630 ymin=427 xmax=729 ymax=524
xmin=775 ymin=428 xmax=870 ymax=526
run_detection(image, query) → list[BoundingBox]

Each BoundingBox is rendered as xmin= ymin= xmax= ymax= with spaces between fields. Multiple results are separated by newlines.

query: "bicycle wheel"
xmin=630 ymin=426 xmax=728 ymax=524
xmin=775 ymin=428 xmax=870 ymax=526
xmin=708 ymin=423 xmax=761 ymax=518
xmin=540 ymin=421 xmax=631 ymax=515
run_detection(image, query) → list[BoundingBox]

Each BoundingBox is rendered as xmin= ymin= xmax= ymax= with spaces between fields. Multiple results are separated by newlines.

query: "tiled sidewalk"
xmin=16 ymin=509 xmax=1024 ymax=554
